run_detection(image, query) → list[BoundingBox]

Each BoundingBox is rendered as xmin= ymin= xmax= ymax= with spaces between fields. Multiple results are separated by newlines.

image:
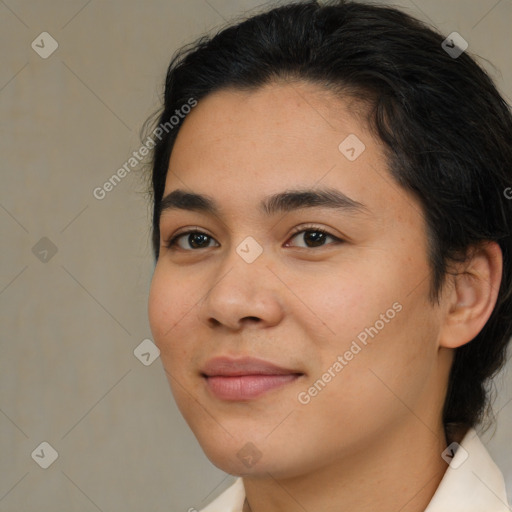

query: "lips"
xmin=201 ymin=356 xmax=304 ymax=401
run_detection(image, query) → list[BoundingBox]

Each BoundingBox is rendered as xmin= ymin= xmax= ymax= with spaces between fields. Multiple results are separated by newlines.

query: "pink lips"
xmin=201 ymin=357 xmax=303 ymax=401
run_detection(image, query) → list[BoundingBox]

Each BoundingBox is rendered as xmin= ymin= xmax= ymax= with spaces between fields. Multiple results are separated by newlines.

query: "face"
xmin=148 ymin=81 xmax=448 ymax=478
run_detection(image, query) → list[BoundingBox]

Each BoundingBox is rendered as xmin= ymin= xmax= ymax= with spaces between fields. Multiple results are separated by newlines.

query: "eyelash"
xmin=163 ymin=224 xmax=343 ymax=251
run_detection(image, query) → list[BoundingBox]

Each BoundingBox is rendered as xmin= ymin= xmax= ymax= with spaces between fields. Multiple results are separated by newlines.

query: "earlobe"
xmin=439 ymin=241 xmax=502 ymax=349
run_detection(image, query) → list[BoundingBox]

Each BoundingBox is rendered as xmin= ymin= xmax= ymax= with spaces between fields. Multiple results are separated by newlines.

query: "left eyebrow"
xmin=158 ymin=187 xmax=371 ymax=220
xmin=261 ymin=188 xmax=370 ymax=217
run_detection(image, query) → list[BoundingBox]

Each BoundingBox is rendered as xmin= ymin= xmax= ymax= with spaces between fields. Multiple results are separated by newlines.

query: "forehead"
xmin=169 ymin=82 xmax=368 ymax=172
xmin=163 ymin=82 xmax=423 ymax=229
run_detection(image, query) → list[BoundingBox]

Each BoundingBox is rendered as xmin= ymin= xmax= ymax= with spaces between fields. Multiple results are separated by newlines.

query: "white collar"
xmin=424 ymin=428 xmax=509 ymax=511
xmin=199 ymin=428 xmax=509 ymax=511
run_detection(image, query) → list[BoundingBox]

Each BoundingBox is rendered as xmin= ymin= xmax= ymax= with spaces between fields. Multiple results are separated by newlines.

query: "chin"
xmin=195 ymin=431 xmax=313 ymax=481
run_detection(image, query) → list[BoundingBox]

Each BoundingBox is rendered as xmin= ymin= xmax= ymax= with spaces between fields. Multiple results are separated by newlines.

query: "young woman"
xmin=146 ymin=1 xmax=512 ymax=510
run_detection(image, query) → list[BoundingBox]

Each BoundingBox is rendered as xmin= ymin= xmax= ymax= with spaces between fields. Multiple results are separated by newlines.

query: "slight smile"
xmin=201 ymin=356 xmax=305 ymax=401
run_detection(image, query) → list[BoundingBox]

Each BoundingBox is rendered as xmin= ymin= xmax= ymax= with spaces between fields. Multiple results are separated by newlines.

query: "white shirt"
xmin=199 ymin=428 xmax=510 ymax=512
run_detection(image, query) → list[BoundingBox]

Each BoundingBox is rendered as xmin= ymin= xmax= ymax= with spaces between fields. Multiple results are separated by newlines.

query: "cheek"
xmin=305 ymin=263 xmax=391 ymax=343
xmin=147 ymin=268 xmax=171 ymax=342
xmin=305 ymin=251 xmax=435 ymax=374
xmin=148 ymin=266 xmax=190 ymax=352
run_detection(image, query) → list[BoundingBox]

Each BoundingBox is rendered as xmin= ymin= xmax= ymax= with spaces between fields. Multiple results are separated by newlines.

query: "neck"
xmin=242 ymin=421 xmax=450 ymax=512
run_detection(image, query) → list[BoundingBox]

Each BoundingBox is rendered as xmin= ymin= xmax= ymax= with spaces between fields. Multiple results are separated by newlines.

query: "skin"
xmin=148 ymin=80 xmax=502 ymax=512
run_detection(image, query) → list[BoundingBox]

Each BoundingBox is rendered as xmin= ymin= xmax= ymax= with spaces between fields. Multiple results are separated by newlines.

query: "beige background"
xmin=0 ymin=0 xmax=511 ymax=510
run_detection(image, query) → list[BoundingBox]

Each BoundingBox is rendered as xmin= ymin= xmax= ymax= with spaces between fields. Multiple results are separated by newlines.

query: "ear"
xmin=439 ymin=241 xmax=502 ymax=349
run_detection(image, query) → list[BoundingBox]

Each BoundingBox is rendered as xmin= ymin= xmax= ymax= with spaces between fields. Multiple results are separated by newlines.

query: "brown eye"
xmin=165 ymin=230 xmax=218 ymax=250
xmin=286 ymin=226 xmax=341 ymax=249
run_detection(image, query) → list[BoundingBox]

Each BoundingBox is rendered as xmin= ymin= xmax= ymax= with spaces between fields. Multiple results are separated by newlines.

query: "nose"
xmin=197 ymin=247 xmax=285 ymax=331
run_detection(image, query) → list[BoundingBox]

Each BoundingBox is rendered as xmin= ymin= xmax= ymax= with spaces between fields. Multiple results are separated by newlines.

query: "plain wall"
xmin=0 ymin=0 xmax=511 ymax=510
